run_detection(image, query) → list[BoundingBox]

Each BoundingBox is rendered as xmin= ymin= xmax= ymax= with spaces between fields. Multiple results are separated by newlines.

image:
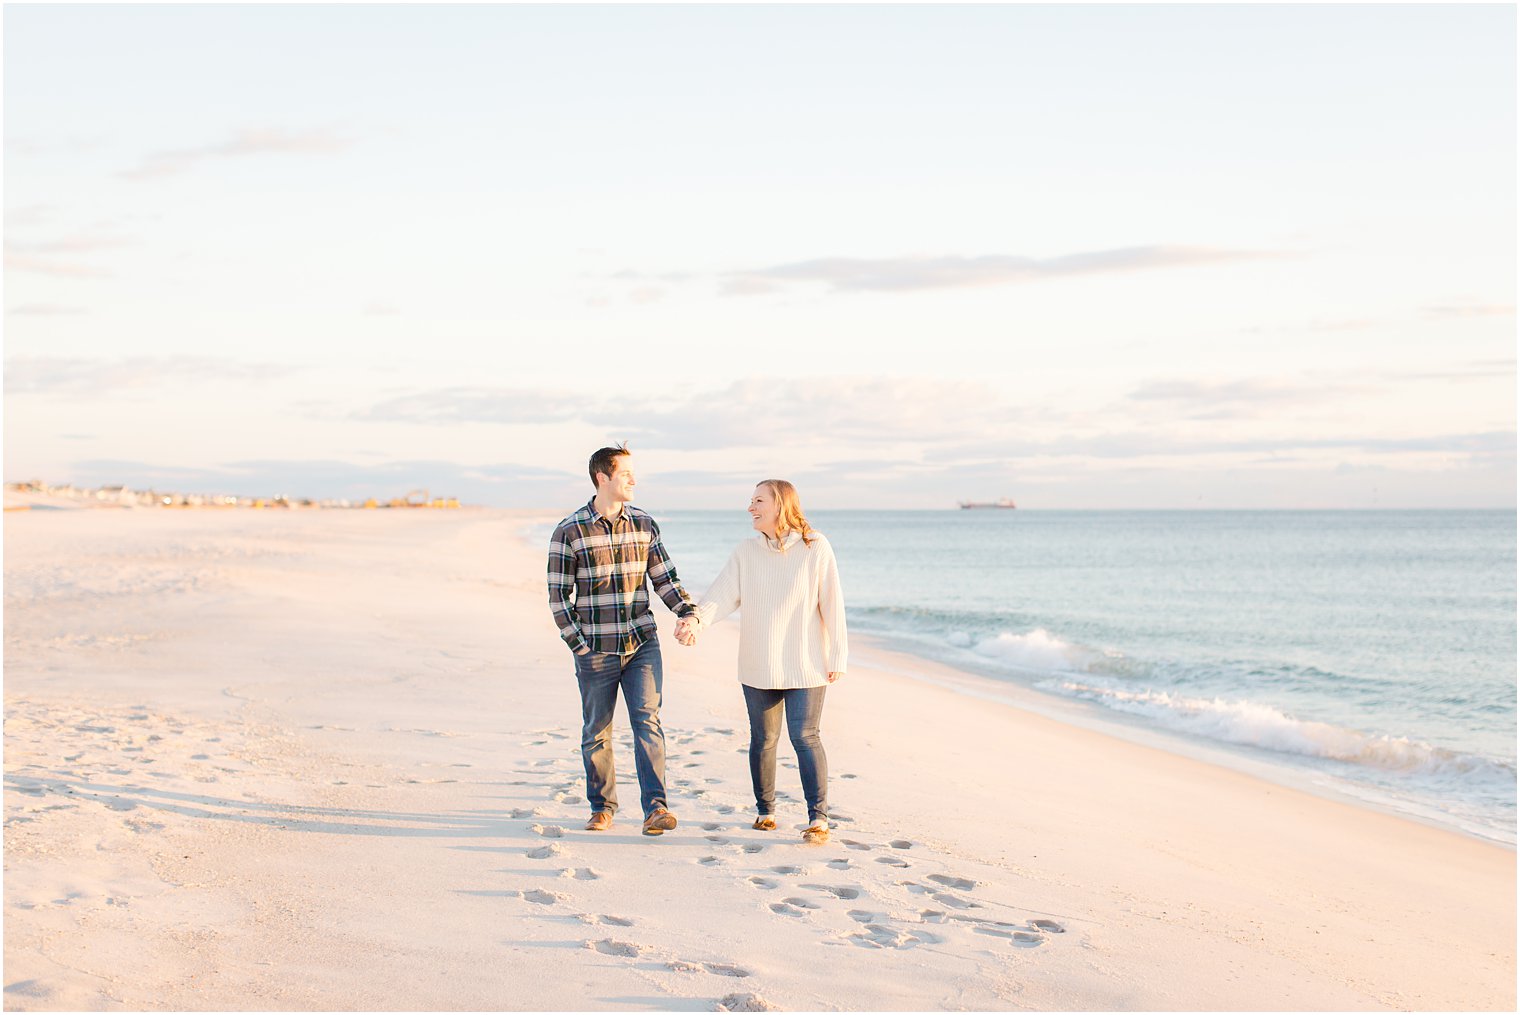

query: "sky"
xmin=5 ymin=3 xmax=1515 ymax=509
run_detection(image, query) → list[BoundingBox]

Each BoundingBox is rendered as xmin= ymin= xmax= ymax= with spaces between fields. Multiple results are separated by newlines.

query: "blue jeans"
xmin=573 ymin=638 xmax=667 ymax=818
xmin=742 ymin=684 xmax=828 ymax=823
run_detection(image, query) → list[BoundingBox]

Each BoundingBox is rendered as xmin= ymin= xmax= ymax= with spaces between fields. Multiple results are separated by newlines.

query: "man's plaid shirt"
xmin=547 ymin=500 xmax=697 ymax=656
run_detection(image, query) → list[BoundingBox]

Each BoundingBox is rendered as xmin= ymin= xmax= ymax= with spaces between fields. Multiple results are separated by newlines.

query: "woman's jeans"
xmin=573 ymin=638 xmax=667 ymax=818
xmin=741 ymin=683 xmax=828 ymax=823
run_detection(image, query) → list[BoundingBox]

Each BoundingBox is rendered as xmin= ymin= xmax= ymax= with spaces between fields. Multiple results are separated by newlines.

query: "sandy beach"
xmin=3 ymin=507 xmax=1514 ymax=1011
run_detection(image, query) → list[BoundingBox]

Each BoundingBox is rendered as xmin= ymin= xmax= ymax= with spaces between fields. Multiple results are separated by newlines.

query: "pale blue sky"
xmin=6 ymin=3 xmax=1515 ymax=508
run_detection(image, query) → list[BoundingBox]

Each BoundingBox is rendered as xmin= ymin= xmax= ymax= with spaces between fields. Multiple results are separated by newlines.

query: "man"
xmin=547 ymin=444 xmax=698 ymax=836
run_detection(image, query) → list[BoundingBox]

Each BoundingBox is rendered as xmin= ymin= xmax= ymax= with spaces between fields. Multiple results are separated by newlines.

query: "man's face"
xmin=600 ymin=455 xmax=637 ymax=502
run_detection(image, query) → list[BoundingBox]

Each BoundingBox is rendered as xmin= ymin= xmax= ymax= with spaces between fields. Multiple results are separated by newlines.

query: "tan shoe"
xmin=752 ymin=815 xmax=777 ymax=831
xmin=642 ymin=808 xmax=677 ymax=836
xmin=802 ymin=821 xmax=829 ymax=844
xmin=584 ymin=811 xmax=613 ymax=831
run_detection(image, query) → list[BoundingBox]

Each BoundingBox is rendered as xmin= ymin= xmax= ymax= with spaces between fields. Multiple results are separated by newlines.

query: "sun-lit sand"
xmin=3 ymin=508 xmax=1514 ymax=1011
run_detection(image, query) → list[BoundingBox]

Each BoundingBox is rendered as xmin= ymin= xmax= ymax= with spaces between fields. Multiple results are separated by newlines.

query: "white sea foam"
xmin=1043 ymin=676 xmax=1515 ymax=786
xmin=965 ymin=628 xmax=1096 ymax=673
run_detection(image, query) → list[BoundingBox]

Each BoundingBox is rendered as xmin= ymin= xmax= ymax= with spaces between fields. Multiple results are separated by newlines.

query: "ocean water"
xmin=640 ymin=509 xmax=1517 ymax=846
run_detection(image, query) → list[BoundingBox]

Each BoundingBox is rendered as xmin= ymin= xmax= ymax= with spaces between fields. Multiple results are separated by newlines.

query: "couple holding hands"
xmin=547 ymin=445 xmax=848 ymax=844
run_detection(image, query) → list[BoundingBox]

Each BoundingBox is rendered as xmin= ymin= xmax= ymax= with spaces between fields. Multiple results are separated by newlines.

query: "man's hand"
xmin=674 ymin=615 xmax=699 ymax=646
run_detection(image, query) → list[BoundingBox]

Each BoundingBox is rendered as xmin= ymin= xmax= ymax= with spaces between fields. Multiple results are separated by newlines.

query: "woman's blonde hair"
xmin=757 ymin=479 xmax=816 ymax=548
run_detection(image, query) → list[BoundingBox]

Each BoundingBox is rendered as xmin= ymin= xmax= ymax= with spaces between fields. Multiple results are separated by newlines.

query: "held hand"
xmin=674 ymin=616 xmax=699 ymax=646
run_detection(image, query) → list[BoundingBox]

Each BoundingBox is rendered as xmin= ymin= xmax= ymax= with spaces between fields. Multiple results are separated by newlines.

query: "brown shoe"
xmin=752 ymin=815 xmax=777 ymax=831
xmin=642 ymin=808 xmax=677 ymax=836
xmin=802 ymin=821 xmax=829 ymax=844
xmin=584 ymin=811 xmax=613 ymax=831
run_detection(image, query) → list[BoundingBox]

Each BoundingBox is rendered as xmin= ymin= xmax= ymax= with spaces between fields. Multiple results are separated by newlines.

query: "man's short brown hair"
xmin=588 ymin=443 xmax=630 ymax=489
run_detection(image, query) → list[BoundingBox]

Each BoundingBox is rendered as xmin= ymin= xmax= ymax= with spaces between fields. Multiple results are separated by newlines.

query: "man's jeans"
xmin=573 ymin=638 xmax=667 ymax=818
xmin=741 ymin=684 xmax=828 ymax=823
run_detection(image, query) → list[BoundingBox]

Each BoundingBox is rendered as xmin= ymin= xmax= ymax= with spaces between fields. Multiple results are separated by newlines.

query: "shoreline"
xmin=848 ymin=628 xmax=1518 ymax=849
xmin=4 ymin=508 xmax=1514 ymax=1010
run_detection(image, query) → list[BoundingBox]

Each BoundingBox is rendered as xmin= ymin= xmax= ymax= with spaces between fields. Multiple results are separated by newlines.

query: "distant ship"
xmin=958 ymin=498 xmax=1017 ymax=510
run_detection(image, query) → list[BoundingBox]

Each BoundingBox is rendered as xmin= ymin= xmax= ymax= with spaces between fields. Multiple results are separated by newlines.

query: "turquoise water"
xmin=642 ymin=509 xmax=1516 ymax=845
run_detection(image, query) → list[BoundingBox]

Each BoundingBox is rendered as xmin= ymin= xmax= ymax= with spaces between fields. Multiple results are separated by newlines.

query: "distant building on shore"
xmin=5 ymin=481 xmax=462 ymax=511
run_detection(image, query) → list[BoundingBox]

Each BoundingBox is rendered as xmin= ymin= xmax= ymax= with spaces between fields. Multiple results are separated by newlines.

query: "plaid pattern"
xmin=548 ymin=500 xmax=696 ymax=656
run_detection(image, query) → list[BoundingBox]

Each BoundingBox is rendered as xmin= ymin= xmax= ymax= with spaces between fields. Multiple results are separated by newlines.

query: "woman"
xmin=676 ymin=480 xmax=848 ymax=844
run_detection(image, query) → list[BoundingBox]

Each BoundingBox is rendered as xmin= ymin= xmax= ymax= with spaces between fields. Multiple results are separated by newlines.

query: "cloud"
xmin=4 ymin=253 xmax=112 ymax=279
xmin=611 ymin=377 xmax=1012 ymax=449
xmin=5 ymin=356 xmax=300 ymax=396
xmin=5 ymin=231 xmax=131 ymax=255
xmin=1128 ymin=376 xmax=1371 ymax=416
xmin=924 ymin=430 xmax=1516 ymax=463
xmin=353 ymin=387 xmax=586 ymax=425
xmin=4 ymin=230 xmax=132 ymax=280
xmin=1393 ymin=359 xmax=1516 ymax=381
xmin=351 ymin=377 xmax=1015 ymax=449
xmin=61 ymin=458 xmax=581 ymax=506
xmin=8 ymin=304 xmax=89 ymax=316
xmin=1420 ymin=304 xmax=1515 ymax=319
xmin=719 ymin=245 xmax=1275 ymax=294
xmin=121 ymin=126 xmax=354 ymax=181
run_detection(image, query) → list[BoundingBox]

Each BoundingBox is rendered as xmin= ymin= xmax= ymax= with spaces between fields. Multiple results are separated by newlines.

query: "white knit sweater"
xmin=693 ymin=531 xmax=848 ymax=689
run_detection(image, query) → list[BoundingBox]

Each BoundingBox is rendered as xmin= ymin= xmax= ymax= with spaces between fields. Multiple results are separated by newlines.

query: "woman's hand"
xmin=826 ymin=671 xmax=843 ymax=683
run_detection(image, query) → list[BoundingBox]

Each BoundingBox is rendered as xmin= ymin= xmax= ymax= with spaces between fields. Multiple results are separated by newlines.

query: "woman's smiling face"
xmin=749 ymin=484 xmax=779 ymax=536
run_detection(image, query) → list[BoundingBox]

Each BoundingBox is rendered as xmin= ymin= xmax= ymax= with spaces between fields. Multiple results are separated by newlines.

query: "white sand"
xmin=3 ymin=508 xmax=1514 ymax=1011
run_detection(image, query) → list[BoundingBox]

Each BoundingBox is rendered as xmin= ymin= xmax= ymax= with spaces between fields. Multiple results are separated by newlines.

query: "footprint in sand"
xmin=703 ymin=962 xmax=751 ymax=978
xmin=849 ymin=924 xmax=941 ymax=950
xmin=889 ymin=839 xmax=913 ymax=849
xmin=927 ymin=873 xmax=977 ymax=891
xmin=740 ymin=844 xmax=765 ymax=854
xmin=510 ymin=808 xmax=545 ymax=819
xmin=875 ymin=856 xmax=910 ymax=868
xmin=840 ymin=839 xmax=873 ymax=851
xmin=825 ymin=859 xmax=851 ymax=870
xmin=701 ymin=823 xmax=724 ymax=831
xmin=931 ymin=892 xmax=979 ymax=910
xmin=578 ymin=914 xmax=634 ymax=927
xmin=747 ymin=876 xmax=778 ymax=890
xmin=588 ymin=939 xmax=642 ymax=957
xmin=521 ymin=889 xmax=564 ymax=905
xmin=769 ymin=865 xmax=804 ymax=876
xmin=781 ymin=897 xmax=820 ymax=910
xmin=698 ymin=856 xmax=727 ymax=867
xmin=1029 ymin=919 xmax=1065 ymax=933
xmin=802 ymin=884 xmax=861 ymax=900
xmin=847 ymin=909 xmax=891 ymax=924
xmin=527 ymin=844 xmax=564 ymax=860
xmin=561 ymin=868 xmax=600 ymax=881
xmin=716 ymin=992 xmax=780 ymax=1013
xmin=1011 ymin=931 xmax=1045 ymax=947
xmin=531 ymin=824 xmax=565 ymax=839
xmin=706 ymin=835 xmax=730 ymax=845
xmin=769 ymin=902 xmax=806 ymax=917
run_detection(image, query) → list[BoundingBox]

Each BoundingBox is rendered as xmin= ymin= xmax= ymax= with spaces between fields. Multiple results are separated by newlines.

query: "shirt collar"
xmin=585 ymin=498 xmax=629 ymax=525
xmin=763 ymin=531 xmax=803 ymax=552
